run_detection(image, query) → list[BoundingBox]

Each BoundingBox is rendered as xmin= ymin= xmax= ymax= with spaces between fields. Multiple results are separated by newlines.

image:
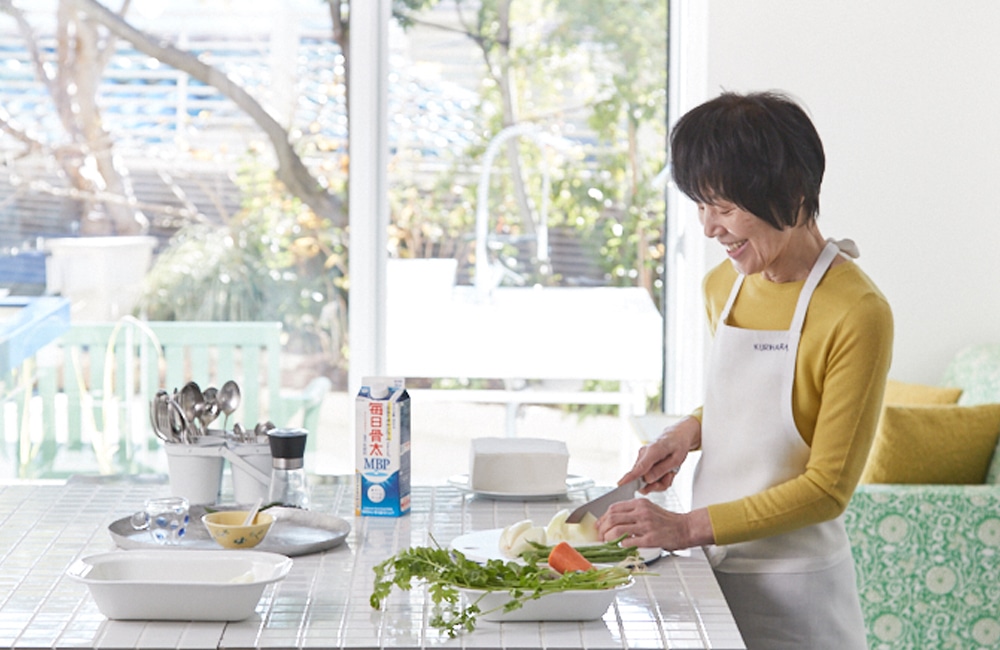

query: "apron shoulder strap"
xmin=719 ymin=273 xmax=745 ymax=321
xmin=788 ymin=241 xmax=840 ymax=334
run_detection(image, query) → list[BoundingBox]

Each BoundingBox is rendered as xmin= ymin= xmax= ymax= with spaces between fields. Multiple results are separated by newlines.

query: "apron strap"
xmin=788 ymin=242 xmax=840 ymax=334
xmin=827 ymin=237 xmax=859 ymax=259
xmin=720 ymin=239 xmax=846 ymax=328
xmin=719 ymin=274 xmax=745 ymax=321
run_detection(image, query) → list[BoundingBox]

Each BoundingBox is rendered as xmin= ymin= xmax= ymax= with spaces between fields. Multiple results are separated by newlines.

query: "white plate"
xmin=450 ymin=528 xmax=663 ymax=565
xmin=67 ymin=549 xmax=292 ymax=621
xmin=109 ymin=506 xmax=350 ymax=557
xmin=447 ymin=474 xmax=594 ymax=501
xmin=458 ymin=579 xmax=633 ymax=622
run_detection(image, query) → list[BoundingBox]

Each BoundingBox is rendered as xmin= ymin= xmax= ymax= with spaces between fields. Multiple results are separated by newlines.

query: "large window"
xmin=352 ymin=0 xmax=670 ymax=483
xmin=0 ymin=1 xmax=679 ymax=485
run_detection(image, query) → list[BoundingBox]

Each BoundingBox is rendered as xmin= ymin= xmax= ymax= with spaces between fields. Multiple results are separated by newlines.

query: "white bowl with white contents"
xmin=67 ymin=549 xmax=292 ymax=621
xmin=458 ymin=578 xmax=634 ymax=622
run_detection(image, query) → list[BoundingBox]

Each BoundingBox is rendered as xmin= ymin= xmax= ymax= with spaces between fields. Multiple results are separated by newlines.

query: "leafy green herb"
xmin=370 ymin=545 xmax=637 ymax=637
xmin=516 ymin=534 xmax=641 ymax=565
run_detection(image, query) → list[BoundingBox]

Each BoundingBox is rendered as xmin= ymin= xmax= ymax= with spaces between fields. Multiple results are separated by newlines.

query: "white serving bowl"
xmin=67 ymin=549 xmax=292 ymax=621
xmin=458 ymin=578 xmax=633 ymax=622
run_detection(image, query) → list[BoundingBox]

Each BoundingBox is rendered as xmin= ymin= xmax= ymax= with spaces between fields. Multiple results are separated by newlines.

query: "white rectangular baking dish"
xmin=67 ymin=549 xmax=293 ymax=621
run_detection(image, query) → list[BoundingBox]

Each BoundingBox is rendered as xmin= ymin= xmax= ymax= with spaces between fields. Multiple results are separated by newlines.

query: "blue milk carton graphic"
xmin=355 ymin=377 xmax=411 ymax=516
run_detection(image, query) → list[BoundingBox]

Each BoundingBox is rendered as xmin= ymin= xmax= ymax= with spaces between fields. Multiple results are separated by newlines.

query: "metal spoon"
xmin=218 ymin=380 xmax=241 ymax=432
xmin=167 ymin=396 xmax=191 ymax=444
xmin=155 ymin=391 xmax=186 ymax=444
xmin=149 ymin=391 xmax=175 ymax=443
xmin=253 ymin=420 xmax=275 ymax=443
xmin=178 ymin=381 xmax=205 ymax=439
xmin=199 ymin=386 xmax=221 ymax=431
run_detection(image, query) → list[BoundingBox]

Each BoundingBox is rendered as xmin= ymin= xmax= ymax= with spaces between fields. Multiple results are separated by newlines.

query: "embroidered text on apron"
xmin=692 ymin=241 xmax=867 ymax=649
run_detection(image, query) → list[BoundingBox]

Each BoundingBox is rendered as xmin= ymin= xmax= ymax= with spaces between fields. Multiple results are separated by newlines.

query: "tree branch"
xmin=72 ymin=0 xmax=345 ymax=226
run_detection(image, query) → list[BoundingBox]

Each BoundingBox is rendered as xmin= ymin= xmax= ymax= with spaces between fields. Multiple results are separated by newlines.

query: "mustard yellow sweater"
xmin=698 ymin=258 xmax=893 ymax=546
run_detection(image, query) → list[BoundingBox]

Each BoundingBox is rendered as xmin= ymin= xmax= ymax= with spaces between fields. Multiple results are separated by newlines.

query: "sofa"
xmin=846 ymin=344 xmax=1000 ymax=649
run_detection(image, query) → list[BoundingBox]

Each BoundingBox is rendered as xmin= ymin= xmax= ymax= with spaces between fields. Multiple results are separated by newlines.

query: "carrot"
xmin=547 ymin=541 xmax=594 ymax=574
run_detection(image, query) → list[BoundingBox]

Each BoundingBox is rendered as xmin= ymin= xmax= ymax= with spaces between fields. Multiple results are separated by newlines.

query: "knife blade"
xmin=565 ymin=477 xmax=643 ymax=523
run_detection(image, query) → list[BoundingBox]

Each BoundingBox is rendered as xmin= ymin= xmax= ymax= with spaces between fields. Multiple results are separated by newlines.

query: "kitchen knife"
xmin=565 ymin=477 xmax=644 ymax=523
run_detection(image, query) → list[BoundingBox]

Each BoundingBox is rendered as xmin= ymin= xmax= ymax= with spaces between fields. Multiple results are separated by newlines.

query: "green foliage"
xmin=136 ymin=154 xmax=348 ymax=356
xmin=391 ymin=0 xmax=442 ymax=29
xmin=388 ymin=175 xmax=477 ymax=262
xmin=140 ymin=0 xmax=669 ymax=391
xmin=370 ymin=544 xmax=635 ymax=637
xmin=402 ymin=0 xmax=668 ymax=299
xmin=550 ymin=0 xmax=668 ymax=302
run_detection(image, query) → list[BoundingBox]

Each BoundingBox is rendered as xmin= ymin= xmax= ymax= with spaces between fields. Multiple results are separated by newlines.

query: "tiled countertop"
xmin=0 ymin=477 xmax=744 ymax=649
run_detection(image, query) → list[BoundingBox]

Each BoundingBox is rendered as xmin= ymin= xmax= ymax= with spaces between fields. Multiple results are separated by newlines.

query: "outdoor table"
xmin=0 ymin=477 xmax=745 ymax=649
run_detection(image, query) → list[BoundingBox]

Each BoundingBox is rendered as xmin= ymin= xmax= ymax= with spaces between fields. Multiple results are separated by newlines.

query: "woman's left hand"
xmin=597 ymin=500 xmax=714 ymax=552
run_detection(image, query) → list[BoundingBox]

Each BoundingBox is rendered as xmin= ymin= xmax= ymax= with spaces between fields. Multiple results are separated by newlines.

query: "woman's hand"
xmin=596 ymin=500 xmax=714 ymax=551
xmin=618 ymin=416 xmax=701 ymax=494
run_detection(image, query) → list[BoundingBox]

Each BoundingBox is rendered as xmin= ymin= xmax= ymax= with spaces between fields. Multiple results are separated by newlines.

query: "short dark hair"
xmin=670 ymin=91 xmax=825 ymax=230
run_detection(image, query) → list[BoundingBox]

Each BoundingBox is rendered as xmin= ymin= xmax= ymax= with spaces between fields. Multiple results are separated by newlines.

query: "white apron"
xmin=692 ymin=241 xmax=867 ymax=650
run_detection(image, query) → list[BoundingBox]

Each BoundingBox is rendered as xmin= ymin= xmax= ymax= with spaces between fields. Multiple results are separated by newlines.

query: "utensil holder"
xmin=222 ymin=441 xmax=272 ymax=505
xmin=164 ymin=436 xmax=226 ymax=504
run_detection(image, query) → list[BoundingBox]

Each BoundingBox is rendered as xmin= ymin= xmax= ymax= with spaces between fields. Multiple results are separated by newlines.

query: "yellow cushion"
xmin=883 ymin=379 xmax=963 ymax=405
xmin=861 ymin=403 xmax=1000 ymax=484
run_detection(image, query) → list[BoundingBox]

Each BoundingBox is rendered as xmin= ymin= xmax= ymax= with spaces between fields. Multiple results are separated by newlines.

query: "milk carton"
xmin=355 ymin=377 xmax=411 ymax=516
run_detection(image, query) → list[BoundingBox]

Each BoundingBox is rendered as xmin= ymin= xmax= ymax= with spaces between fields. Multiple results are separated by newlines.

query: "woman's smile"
xmin=723 ymin=239 xmax=748 ymax=258
xmin=699 ymin=201 xmax=825 ymax=282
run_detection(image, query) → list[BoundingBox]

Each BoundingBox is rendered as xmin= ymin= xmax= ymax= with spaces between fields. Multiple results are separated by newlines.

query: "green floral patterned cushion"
xmin=847 ymin=484 xmax=1000 ymax=649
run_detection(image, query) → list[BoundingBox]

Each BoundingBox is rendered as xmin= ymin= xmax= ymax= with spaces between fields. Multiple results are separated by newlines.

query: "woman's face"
xmin=698 ymin=199 xmax=800 ymax=281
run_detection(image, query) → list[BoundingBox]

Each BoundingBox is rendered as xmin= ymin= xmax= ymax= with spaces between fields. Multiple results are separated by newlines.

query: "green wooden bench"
xmin=1 ymin=318 xmax=329 ymax=478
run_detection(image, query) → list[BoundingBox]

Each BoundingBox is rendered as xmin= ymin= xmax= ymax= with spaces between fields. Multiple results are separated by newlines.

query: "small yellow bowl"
xmin=201 ymin=510 xmax=274 ymax=549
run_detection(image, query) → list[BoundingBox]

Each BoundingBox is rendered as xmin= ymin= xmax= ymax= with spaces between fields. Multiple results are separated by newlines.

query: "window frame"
xmin=348 ymin=0 xmax=708 ymax=416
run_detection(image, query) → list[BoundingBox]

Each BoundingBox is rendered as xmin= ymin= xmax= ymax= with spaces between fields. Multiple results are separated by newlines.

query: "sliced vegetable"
xmin=565 ymin=511 xmax=601 ymax=544
xmin=545 ymin=509 xmax=602 ymax=544
xmin=499 ymin=511 xmax=602 ymax=558
xmin=518 ymin=534 xmax=641 ymax=565
xmin=547 ymin=541 xmax=594 ymax=574
xmin=498 ymin=520 xmax=547 ymax=558
xmin=545 ymin=508 xmax=570 ymax=541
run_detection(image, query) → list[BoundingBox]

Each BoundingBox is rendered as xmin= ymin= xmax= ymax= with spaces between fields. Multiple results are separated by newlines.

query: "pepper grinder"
xmin=267 ymin=428 xmax=310 ymax=509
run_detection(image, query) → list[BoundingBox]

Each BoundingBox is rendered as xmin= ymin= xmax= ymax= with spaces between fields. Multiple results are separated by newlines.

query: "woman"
xmin=596 ymin=91 xmax=892 ymax=649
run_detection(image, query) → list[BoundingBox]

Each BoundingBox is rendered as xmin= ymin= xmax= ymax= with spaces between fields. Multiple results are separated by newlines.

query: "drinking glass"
xmin=130 ymin=496 xmax=190 ymax=545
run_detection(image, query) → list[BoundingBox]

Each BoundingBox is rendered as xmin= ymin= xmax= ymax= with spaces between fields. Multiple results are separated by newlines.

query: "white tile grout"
xmin=0 ymin=480 xmax=743 ymax=649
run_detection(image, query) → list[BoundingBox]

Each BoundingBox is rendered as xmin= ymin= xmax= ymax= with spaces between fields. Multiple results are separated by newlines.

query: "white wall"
xmin=679 ymin=0 xmax=1000 ymax=383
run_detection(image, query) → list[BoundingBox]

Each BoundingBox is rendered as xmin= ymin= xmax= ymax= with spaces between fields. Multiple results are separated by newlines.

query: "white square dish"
xmin=67 ymin=549 xmax=293 ymax=621
xmin=457 ymin=579 xmax=633 ymax=622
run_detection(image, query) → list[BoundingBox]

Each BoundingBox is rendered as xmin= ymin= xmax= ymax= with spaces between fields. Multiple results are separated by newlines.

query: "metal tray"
xmin=109 ymin=505 xmax=350 ymax=557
